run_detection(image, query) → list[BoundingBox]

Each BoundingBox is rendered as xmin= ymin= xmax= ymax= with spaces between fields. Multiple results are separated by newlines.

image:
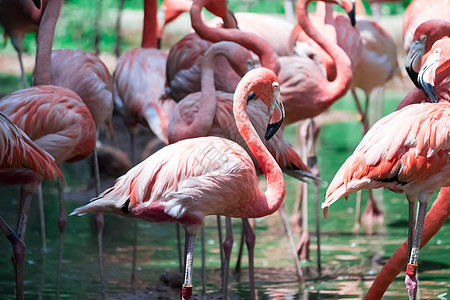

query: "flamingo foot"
xmin=362 ymin=197 xmax=384 ymax=234
xmin=297 ymin=230 xmax=310 ymax=261
xmin=405 ymin=274 xmax=418 ymax=300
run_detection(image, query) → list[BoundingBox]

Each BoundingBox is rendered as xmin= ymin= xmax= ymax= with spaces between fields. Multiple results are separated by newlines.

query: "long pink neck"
xmin=33 ymin=0 xmax=63 ymax=86
xmin=233 ymin=75 xmax=286 ymax=217
xmin=315 ymin=2 xmax=334 ymax=24
xmin=190 ymin=0 xmax=280 ymax=75
xmin=142 ymin=0 xmax=158 ymax=48
xmin=296 ymin=0 xmax=352 ymax=101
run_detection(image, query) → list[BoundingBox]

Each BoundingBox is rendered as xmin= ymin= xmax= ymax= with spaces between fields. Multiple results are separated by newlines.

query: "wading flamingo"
xmin=71 ymin=67 xmax=286 ymax=300
xmin=322 ymin=50 xmax=450 ymax=299
xmin=0 ymin=111 xmax=63 ymax=300
xmin=0 ymin=0 xmax=97 ymax=298
xmin=0 ymin=0 xmax=43 ymax=87
xmin=168 ymin=41 xmax=312 ymax=297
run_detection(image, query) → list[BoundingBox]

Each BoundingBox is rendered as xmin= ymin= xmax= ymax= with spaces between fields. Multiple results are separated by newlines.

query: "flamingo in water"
xmin=71 ymin=67 xmax=286 ymax=300
xmin=0 ymin=111 xmax=63 ymax=300
xmin=0 ymin=0 xmax=97 ymax=298
xmin=322 ymin=46 xmax=450 ymax=299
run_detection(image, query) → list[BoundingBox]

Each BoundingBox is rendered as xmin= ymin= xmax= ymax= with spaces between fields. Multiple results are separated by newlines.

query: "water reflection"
xmin=1 ymin=104 xmax=450 ymax=299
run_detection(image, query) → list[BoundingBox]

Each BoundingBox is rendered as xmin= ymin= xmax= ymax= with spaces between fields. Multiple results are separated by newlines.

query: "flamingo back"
xmin=0 ymin=85 xmax=96 ymax=164
xmin=72 ymin=137 xmax=259 ymax=233
xmin=114 ymin=47 xmax=174 ymax=140
xmin=323 ymin=102 xmax=450 ymax=218
xmin=50 ymin=49 xmax=114 ymax=129
xmin=0 ymin=112 xmax=62 ymax=181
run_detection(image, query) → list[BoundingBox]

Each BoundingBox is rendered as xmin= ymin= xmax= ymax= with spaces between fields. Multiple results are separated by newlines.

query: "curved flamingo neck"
xmin=296 ymin=0 xmax=352 ymax=101
xmin=33 ymin=0 xmax=63 ymax=86
xmin=169 ymin=42 xmax=248 ymax=143
xmin=233 ymin=72 xmax=286 ymax=217
xmin=142 ymin=0 xmax=158 ymax=48
xmin=190 ymin=0 xmax=281 ymax=75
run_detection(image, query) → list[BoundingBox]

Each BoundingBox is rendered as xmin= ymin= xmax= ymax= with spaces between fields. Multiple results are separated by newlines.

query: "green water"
xmin=1 ymin=93 xmax=449 ymax=299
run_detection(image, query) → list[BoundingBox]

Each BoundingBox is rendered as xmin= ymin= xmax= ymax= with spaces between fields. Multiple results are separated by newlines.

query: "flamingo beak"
xmin=32 ymin=0 xmax=41 ymax=9
xmin=265 ymin=83 xmax=284 ymax=140
xmin=418 ymin=47 xmax=441 ymax=103
xmin=347 ymin=1 xmax=356 ymax=27
xmin=405 ymin=40 xmax=425 ymax=90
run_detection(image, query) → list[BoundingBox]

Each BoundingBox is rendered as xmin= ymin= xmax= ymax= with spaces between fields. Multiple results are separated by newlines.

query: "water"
xmin=1 ymin=94 xmax=450 ymax=299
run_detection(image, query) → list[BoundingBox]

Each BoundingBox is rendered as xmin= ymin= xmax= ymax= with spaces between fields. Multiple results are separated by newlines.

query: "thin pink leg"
xmin=242 ymin=218 xmax=256 ymax=300
xmin=1 ymin=216 xmax=26 ymax=300
xmin=222 ymin=217 xmax=234 ymax=299
xmin=182 ymin=234 xmax=196 ymax=300
xmin=405 ymin=202 xmax=428 ymax=300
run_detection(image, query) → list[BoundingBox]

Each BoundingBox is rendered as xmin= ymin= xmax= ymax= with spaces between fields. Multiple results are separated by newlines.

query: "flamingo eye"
xmin=420 ymin=35 xmax=427 ymax=42
xmin=272 ymin=82 xmax=279 ymax=90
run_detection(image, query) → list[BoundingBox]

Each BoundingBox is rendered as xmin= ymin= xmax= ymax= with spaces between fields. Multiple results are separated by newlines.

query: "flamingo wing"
xmin=323 ymin=103 xmax=450 ymax=217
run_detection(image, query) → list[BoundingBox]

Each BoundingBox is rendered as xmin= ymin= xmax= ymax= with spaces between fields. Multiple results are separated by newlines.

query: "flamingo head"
xmin=418 ymin=47 xmax=441 ymax=103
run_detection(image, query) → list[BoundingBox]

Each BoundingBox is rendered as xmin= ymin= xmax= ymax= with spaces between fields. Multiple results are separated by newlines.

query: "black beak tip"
xmin=423 ymin=82 xmax=439 ymax=103
xmin=405 ymin=65 xmax=421 ymax=90
xmin=32 ymin=0 xmax=41 ymax=9
xmin=265 ymin=120 xmax=283 ymax=140
xmin=348 ymin=3 xmax=356 ymax=27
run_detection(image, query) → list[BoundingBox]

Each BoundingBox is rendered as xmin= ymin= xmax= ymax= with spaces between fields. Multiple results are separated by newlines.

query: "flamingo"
xmin=71 ymin=67 xmax=286 ymax=300
xmin=0 ymin=111 xmax=63 ymax=300
xmin=322 ymin=49 xmax=450 ymax=299
xmin=402 ymin=0 xmax=450 ymax=52
xmin=0 ymin=0 xmax=97 ymax=298
xmin=168 ymin=41 xmax=313 ymax=297
xmin=0 ymin=0 xmax=43 ymax=88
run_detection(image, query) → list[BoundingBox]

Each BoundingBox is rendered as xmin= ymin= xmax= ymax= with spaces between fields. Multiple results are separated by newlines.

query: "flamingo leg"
xmin=131 ymin=219 xmax=138 ymax=289
xmin=93 ymin=144 xmax=105 ymax=298
xmin=313 ymin=180 xmax=322 ymax=276
xmin=233 ymin=221 xmax=245 ymax=280
xmin=408 ymin=201 xmax=415 ymax=260
xmin=1 ymin=216 xmax=26 ymax=300
xmin=242 ymin=218 xmax=256 ymax=300
xmin=406 ymin=201 xmax=428 ymax=300
xmin=278 ymin=203 xmax=303 ymax=283
xmin=201 ymin=222 xmax=206 ymax=299
xmin=37 ymin=183 xmax=47 ymax=252
xmin=222 ymin=217 xmax=233 ymax=299
xmin=182 ymin=234 xmax=196 ymax=300
xmin=56 ymin=177 xmax=66 ymax=300
xmin=176 ymin=223 xmax=183 ymax=273
xmin=216 ymin=215 xmax=224 ymax=282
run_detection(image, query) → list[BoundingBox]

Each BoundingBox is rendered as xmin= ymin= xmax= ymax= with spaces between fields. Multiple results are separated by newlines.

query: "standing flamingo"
xmin=168 ymin=41 xmax=313 ymax=297
xmin=0 ymin=0 xmax=97 ymax=298
xmin=71 ymin=67 xmax=286 ymax=300
xmin=0 ymin=0 xmax=43 ymax=87
xmin=322 ymin=49 xmax=450 ymax=299
xmin=0 ymin=111 xmax=63 ymax=300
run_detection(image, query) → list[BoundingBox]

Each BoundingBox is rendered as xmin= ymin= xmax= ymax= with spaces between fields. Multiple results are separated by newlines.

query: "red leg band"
xmin=182 ymin=284 xmax=193 ymax=300
xmin=406 ymin=263 xmax=418 ymax=276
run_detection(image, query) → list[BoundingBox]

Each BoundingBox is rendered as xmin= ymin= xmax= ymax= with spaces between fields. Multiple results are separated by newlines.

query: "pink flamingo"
xmin=168 ymin=41 xmax=312 ymax=297
xmin=114 ymin=0 xmax=176 ymax=150
xmin=0 ymin=111 xmax=63 ymax=300
xmin=323 ymin=102 xmax=450 ymax=299
xmin=402 ymin=0 xmax=450 ymax=51
xmin=322 ymin=50 xmax=450 ymax=298
xmin=71 ymin=67 xmax=286 ymax=300
xmin=0 ymin=0 xmax=44 ymax=87
xmin=0 ymin=0 xmax=97 ymax=298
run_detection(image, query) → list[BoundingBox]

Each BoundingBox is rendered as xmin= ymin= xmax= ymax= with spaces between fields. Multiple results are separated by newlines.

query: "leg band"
xmin=182 ymin=284 xmax=193 ymax=300
xmin=406 ymin=263 xmax=418 ymax=276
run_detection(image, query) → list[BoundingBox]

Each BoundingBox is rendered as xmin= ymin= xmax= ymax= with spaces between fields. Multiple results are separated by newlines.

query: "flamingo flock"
xmin=0 ymin=0 xmax=449 ymax=299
